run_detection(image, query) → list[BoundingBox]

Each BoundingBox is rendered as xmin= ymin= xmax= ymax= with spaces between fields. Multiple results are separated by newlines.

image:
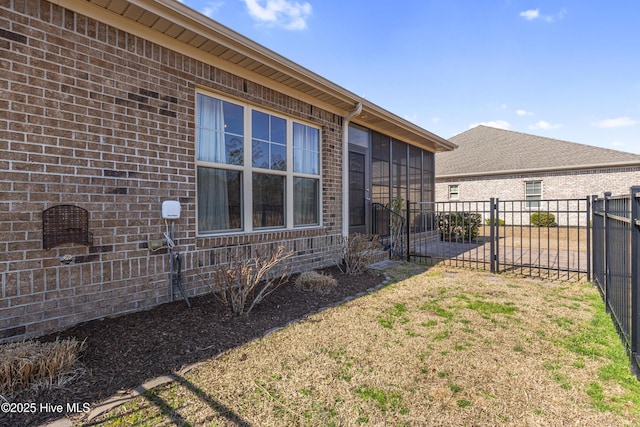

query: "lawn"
xmin=87 ymin=263 xmax=639 ymax=426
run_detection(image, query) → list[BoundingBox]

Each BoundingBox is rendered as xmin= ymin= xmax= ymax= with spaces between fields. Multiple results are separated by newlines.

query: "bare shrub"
xmin=0 ymin=338 xmax=85 ymax=396
xmin=211 ymin=246 xmax=292 ymax=316
xmin=338 ymin=234 xmax=382 ymax=276
xmin=295 ymin=270 xmax=338 ymax=294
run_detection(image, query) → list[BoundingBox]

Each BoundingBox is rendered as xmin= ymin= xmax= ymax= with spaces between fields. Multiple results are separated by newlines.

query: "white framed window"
xmin=196 ymin=91 xmax=321 ymax=234
xmin=448 ymin=184 xmax=459 ymax=200
xmin=525 ymin=180 xmax=542 ymax=208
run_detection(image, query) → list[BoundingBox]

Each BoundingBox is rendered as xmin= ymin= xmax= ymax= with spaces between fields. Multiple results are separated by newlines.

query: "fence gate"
xmin=405 ymin=198 xmax=591 ymax=282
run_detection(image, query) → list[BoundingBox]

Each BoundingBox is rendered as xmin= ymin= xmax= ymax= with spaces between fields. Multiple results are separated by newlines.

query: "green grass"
xmin=378 ymin=303 xmax=410 ymax=329
xmin=354 ymin=385 xmax=405 ymax=413
xmin=465 ymin=299 xmax=518 ymax=316
xmin=457 ymin=399 xmax=472 ymax=408
xmin=556 ymin=290 xmax=640 ymax=417
xmin=419 ymin=301 xmax=455 ymax=320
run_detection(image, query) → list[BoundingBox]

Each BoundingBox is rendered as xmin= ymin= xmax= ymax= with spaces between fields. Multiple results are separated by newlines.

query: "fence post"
xmin=630 ymin=186 xmax=640 ymax=377
xmin=495 ymin=198 xmax=500 ymax=273
xmin=604 ymin=192 xmax=612 ymax=313
xmin=586 ymin=196 xmax=592 ymax=283
xmin=489 ymin=198 xmax=496 ymax=273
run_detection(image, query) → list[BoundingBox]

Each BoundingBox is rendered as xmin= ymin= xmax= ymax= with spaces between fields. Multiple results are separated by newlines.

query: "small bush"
xmin=338 ymin=234 xmax=381 ymax=276
xmin=531 ymin=212 xmax=556 ymax=227
xmin=0 ymin=338 xmax=85 ymax=395
xmin=295 ymin=271 xmax=337 ymax=294
xmin=485 ymin=218 xmax=505 ymax=226
xmin=437 ymin=212 xmax=482 ymax=241
xmin=211 ymin=246 xmax=292 ymax=316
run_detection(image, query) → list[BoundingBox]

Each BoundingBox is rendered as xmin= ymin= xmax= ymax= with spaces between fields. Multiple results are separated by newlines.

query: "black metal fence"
xmin=405 ymin=198 xmax=591 ymax=281
xmin=592 ymin=189 xmax=640 ymax=377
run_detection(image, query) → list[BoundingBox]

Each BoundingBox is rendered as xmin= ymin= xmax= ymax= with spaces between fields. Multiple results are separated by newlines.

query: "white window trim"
xmin=524 ymin=180 xmax=543 ymax=208
xmin=448 ymin=184 xmax=459 ymax=200
xmin=195 ymin=90 xmax=323 ymax=236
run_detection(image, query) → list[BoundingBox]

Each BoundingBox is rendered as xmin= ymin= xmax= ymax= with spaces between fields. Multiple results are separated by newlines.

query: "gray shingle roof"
xmin=436 ymin=125 xmax=640 ymax=178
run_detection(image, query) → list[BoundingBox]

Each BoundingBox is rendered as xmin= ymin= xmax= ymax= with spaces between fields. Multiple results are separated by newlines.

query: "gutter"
xmin=342 ymin=102 xmax=363 ymax=238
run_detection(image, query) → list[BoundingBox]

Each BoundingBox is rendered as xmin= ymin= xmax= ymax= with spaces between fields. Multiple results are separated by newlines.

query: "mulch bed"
xmin=1 ymin=267 xmax=386 ymax=427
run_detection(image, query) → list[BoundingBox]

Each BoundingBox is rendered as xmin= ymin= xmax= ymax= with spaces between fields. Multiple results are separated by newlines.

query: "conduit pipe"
xmin=342 ymin=102 xmax=363 ymax=238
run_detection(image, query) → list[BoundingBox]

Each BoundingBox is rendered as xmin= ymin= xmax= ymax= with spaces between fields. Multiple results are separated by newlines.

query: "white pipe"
xmin=342 ymin=102 xmax=363 ymax=238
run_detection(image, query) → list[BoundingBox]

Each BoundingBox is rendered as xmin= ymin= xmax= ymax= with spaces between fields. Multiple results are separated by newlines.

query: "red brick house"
xmin=0 ymin=0 xmax=455 ymax=342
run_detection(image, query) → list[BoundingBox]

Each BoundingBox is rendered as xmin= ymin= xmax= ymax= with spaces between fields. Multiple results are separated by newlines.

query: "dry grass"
xmin=479 ymin=225 xmax=588 ymax=251
xmin=0 ymin=338 xmax=85 ymax=396
xmin=88 ymin=265 xmax=639 ymax=427
xmin=295 ymin=271 xmax=338 ymax=294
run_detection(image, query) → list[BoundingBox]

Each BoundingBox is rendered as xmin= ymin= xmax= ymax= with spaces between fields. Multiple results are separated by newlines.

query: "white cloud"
xmin=201 ymin=1 xmax=224 ymax=17
xmin=244 ymin=0 xmax=312 ymax=30
xmin=520 ymin=9 xmax=539 ymax=21
xmin=529 ymin=120 xmax=562 ymax=130
xmin=516 ymin=109 xmax=533 ymax=116
xmin=470 ymin=120 xmax=511 ymax=130
xmin=520 ymin=8 xmax=566 ymax=23
xmin=590 ymin=116 xmax=638 ymax=129
xmin=551 ymin=8 xmax=567 ymax=22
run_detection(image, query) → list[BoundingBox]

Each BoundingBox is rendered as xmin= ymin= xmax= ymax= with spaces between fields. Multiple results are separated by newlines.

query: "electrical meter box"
xmin=162 ymin=200 xmax=181 ymax=219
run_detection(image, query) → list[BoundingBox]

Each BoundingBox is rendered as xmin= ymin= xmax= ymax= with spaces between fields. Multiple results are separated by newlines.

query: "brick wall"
xmin=0 ymin=0 xmax=345 ymax=342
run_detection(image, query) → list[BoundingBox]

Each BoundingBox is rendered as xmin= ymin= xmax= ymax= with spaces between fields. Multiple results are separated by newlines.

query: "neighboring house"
xmin=0 ymin=0 xmax=455 ymax=342
xmin=435 ymin=126 xmax=640 ymax=222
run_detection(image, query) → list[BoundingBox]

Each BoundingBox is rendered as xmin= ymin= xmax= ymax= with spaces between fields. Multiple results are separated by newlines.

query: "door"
xmin=349 ymin=145 xmax=370 ymax=234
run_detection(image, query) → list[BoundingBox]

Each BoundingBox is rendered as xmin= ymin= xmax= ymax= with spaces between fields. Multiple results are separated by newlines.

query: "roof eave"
xmin=435 ymin=161 xmax=640 ymax=180
xmin=60 ymin=0 xmax=453 ymax=152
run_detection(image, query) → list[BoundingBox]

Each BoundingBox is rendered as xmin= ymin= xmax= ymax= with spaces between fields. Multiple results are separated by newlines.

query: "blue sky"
xmin=181 ymin=0 xmax=640 ymax=153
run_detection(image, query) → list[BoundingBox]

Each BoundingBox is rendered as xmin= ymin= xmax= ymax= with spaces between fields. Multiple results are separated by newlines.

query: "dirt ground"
xmin=0 ymin=266 xmax=385 ymax=427
xmin=479 ymin=225 xmax=589 ymax=251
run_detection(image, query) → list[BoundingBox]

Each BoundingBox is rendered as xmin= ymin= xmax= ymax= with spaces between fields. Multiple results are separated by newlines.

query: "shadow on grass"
xmin=83 ymin=373 xmax=252 ymax=426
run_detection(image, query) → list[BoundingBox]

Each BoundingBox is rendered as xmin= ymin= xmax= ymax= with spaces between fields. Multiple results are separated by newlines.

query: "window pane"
xmin=197 ymin=167 xmax=242 ymax=232
xmin=197 ymin=94 xmax=243 ymax=165
xmin=253 ymin=173 xmax=285 ymax=228
xmin=449 ymin=185 xmax=459 ymax=200
xmin=525 ymin=181 xmax=542 ymax=208
xmin=252 ymin=140 xmax=269 ymax=169
xmin=271 ymin=116 xmax=286 ymax=144
xmin=252 ymin=110 xmax=269 ymax=140
xmin=294 ymin=177 xmax=319 ymax=226
xmin=271 ymin=144 xmax=286 ymax=171
xmin=525 ymin=181 xmax=542 ymax=195
xmin=253 ymin=111 xmax=287 ymax=171
xmin=349 ymin=151 xmax=366 ymax=227
xmin=224 ymin=102 xmax=244 ymax=135
xmin=526 ymin=199 xmax=541 ymax=209
xmin=348 ymin=124 xmax=369 ymax=148
xmin=225 ymin=134 xmax=243 ymax=166
xmin=293 ymin=123 xmax=319 ymax=174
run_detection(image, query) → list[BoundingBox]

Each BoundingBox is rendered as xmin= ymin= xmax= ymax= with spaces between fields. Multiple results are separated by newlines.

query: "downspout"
xmin=342 ymin=102 xmax=363 ymax=238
